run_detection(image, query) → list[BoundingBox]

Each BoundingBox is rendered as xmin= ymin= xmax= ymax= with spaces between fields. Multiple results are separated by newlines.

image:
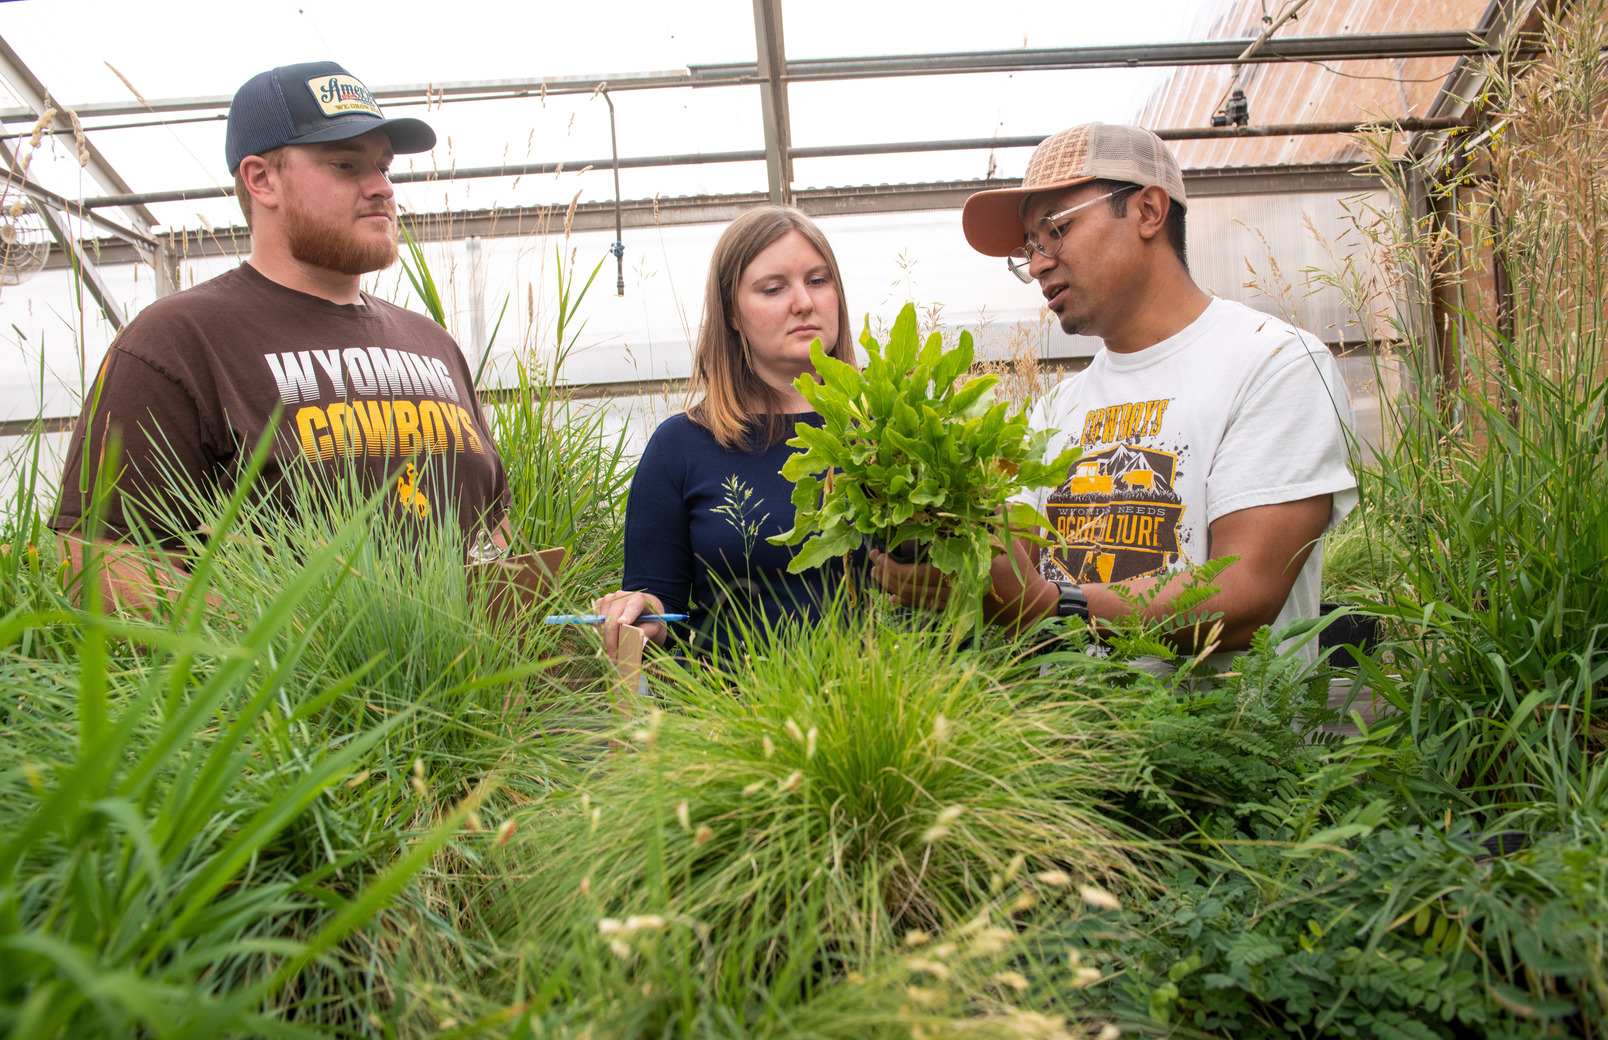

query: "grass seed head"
xmin=806 ymin=726 xmax=818 ymax=759
xmin=65 ymin=107 xmax=88 ymax=166
xmin=563 ymin=188 xmax=583 ymax=236
xmin=742 ymin=780 xmax=766 ymax=797
xmin=497 ymin=818 xmax=517 ymax=845
xmin=762 ymin=735 xmax=776 ymax=759
xmin=1078 ymin=885 xmax=1121 ymax=911
xmin=624 ymin=914 xmax=665 ymax=931
xmin=27 ymin=107 xmax=55 ymax=149
xmin=1069 ymin=966 xmax=1103 ymax=989
xmin=969 ymin=925 xmax=1014 ymax=955
xmin=1004 ymin=1010 xmax=1071 ymax=1039
xmin=906 ymin=958 xmax=951 ymax=980
xmin=922 ymin=825 xmax=950 ymax=843
xmin=903 ymin=928 xmax=932 ymax=947
xmin=675 ymin=800 xmax=690 ymax=831
xmin=1035 ymin=869 xmax=1072 ymax=886
xmin=694 ymin=825 xmax=713 ymax=845
xmin=597 ymin=918 xmax=623 ymax=935
xmin=937 ymin=804 xmax=965 ymax=825
xmin=104 ymin=61 xmax=148 ymax=107
xmin=345 ymin=769 xmax=370 ymax=788
xmin=608 ymin=939 xmax=631 ymax=960
xmin=993 ymin=970 xmax=1030 ymax=992
xmin=779 ymin=769 xmax=802 ymax=793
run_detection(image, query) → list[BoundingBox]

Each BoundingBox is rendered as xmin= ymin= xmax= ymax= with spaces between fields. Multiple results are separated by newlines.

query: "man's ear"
xmin=1132 ymin=185 xmax=1171 ymax=243
xmin=237 ymin=155 xmax=282 ymax=215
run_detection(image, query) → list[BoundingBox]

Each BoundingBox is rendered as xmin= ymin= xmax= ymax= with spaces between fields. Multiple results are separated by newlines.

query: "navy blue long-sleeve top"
xmin=622 ymin=411 xmax=862 ymax=657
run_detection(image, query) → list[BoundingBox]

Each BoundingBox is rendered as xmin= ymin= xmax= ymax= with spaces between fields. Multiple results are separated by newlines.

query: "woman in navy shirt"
xmin=594 ymin=207 xmax=861 ymax=659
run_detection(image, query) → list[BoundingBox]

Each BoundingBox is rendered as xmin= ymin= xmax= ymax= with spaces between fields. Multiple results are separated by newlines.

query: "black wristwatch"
xmin=1051 ymin=580 xmax=1089 ymax=620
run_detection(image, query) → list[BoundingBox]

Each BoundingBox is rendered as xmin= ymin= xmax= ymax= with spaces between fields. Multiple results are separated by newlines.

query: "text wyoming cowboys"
xmin=262 ymin=347 xmax=490 ymax=463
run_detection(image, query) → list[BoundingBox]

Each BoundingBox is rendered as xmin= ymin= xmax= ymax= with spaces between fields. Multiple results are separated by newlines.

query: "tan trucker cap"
xmin=962 ymin=122 xmax=1188 ymax=257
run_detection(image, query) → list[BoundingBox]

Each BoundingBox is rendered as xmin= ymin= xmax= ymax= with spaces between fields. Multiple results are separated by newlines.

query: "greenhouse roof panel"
xmin=2 ymin=0 xmax=1504 ymax=236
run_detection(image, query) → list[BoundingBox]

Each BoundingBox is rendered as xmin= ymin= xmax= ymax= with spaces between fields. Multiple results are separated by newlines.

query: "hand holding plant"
xmin=771 ymin=303 xmax=1078 ymax=626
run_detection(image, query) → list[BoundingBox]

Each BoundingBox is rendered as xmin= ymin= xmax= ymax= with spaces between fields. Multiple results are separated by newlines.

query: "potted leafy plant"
xmin=771 ymin=303 xmax=1078 ymax=633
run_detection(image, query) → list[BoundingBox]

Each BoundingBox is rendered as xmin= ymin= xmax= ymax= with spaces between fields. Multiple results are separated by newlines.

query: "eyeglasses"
xmin=1006 ymin=186 xmax=1138 ymax=283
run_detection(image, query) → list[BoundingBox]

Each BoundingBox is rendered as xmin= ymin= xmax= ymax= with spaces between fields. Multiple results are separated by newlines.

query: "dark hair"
xmin=1089 ymin=178 xmax=1188 ymax=270
xmin=686 ymin=206 xmax=856 ymax=451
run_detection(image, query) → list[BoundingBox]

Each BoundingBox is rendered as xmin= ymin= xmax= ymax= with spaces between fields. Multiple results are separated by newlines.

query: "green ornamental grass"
xmin=497 ymin=599 xmax=1148 ymax=1034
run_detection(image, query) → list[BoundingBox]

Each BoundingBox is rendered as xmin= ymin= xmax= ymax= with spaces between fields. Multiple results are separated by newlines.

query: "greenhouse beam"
xmin=0 ymin=33 xmax=176 ymax=299
xmin=46 ymin=163 xmax=1387 ymax=271
xmin=0 ymin=32 xmax=1499 ymax=128
xmin=751 ymin=0 xmax=793 ymax=205
xmin=75 ymin=117 xmax=1465 ymax=212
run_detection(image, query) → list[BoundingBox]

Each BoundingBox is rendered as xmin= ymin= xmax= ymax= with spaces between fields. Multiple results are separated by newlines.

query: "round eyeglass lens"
xmin=1006 ymin=250 xmax=1035 ymax=283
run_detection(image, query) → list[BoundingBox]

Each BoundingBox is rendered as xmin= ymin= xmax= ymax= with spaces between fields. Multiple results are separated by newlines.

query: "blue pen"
xmin=542 ymin=613 xmax=689 ymax=625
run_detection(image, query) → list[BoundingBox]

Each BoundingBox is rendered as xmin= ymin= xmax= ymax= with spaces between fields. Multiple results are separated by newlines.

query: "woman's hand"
xmin=592 ymin=589 xmax=670 ymax=657
xmin=868 ymin=550 xmax=952 ymax=609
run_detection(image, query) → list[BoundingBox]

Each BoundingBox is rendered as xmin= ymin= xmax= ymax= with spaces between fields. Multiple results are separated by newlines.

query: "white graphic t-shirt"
xmin=1015 ymin=298 xmax=1359 ymax=658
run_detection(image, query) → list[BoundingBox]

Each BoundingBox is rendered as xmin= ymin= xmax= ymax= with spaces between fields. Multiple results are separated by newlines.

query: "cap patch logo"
xmin=307 ymin=74 xmax=381 ymax=119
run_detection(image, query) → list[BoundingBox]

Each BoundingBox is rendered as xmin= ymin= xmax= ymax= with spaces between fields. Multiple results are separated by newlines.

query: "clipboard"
xmin=466 ymin=547 xmax=568 ymax=626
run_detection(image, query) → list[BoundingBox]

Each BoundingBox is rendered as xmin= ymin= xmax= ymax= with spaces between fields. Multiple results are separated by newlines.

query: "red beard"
xmin=284 ymin=197 xmax=399 ymax=276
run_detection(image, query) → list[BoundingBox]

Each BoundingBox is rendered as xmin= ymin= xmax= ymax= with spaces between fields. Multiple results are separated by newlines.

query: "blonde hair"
xmin=686 ymin=206 xmax=856 ymax=451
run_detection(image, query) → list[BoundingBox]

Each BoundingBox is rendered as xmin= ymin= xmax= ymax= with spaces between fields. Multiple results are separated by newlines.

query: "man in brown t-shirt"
xmin=52 ymin=61 xmax=512 ymax=612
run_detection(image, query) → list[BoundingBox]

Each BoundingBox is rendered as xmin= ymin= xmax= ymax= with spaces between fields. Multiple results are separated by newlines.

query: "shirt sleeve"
xmin=621 ymin=421 xmax=695 ymax=616
xmin=51 ymin=346 xmax=215 ymax=547
xmin=1205 ymin=340 xmax=1359 ymax=531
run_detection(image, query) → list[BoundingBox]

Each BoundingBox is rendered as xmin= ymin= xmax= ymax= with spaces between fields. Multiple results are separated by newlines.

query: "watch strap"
xmin=1052 ymin=580 xmax=1089 ymax=620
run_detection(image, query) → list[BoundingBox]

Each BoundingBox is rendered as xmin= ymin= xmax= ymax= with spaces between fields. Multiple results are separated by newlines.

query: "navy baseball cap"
xmin=226 ymin=61 xmax=436 ymax=173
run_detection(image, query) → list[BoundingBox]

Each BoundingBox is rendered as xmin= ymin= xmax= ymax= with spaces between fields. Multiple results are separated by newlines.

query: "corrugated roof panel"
xmin=1139 ymin=0 xmax=1487 ymax=168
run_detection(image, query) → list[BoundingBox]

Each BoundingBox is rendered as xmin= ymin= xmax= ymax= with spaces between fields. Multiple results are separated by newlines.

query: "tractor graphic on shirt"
xmin=1042 ymin=444 xmax=1185 ymax=585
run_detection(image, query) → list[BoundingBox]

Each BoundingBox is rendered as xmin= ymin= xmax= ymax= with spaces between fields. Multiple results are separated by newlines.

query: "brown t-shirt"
xmin=52 ymin=262 xmax=510 ymax=548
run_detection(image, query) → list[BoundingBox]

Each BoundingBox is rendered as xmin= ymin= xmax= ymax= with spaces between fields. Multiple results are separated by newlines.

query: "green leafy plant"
xmin=772 ymin=303 xmax=1078 ymax=625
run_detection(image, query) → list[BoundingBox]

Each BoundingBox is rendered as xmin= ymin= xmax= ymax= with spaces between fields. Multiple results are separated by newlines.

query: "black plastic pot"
xmin=1318 ymin=601 xmax=1380 ymax=668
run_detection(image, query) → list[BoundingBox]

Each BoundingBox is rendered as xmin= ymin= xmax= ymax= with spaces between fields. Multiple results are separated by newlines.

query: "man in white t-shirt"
xmin=872 ymin=123 xmax=1357 ymax=659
